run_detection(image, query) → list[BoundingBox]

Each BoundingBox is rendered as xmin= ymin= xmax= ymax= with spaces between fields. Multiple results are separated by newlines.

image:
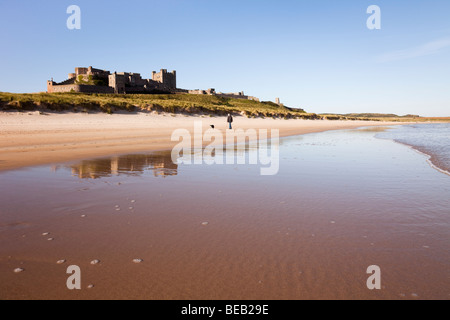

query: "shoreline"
xmin=374 ymin=124 xmax=450 ymax=176
xmin=0 ymin=111 xmax=408 ymax=172
xmin=390 ymin=139 xmax=450 ymax=176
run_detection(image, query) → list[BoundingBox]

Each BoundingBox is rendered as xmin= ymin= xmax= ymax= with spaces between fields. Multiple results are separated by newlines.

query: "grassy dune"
xmin=0 ymin=92 xmax=315 ymax=119
xmin=1 ymin=92 xmax=447 ymax=122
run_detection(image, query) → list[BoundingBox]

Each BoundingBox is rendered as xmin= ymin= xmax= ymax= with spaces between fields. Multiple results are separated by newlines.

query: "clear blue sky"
xmin=0 ymin=0 xmax=449 ymax=116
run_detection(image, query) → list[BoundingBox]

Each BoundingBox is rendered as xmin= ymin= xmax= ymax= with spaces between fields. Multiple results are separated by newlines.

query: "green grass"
xmin=0 ymin=92 xmax=316 ymax=119
xmin=75 ymin=75 xmax=108 ymax=86
xmin=2 ymin=92 xmax=447 ymax=122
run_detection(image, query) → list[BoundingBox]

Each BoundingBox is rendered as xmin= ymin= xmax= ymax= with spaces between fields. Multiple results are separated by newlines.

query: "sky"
xmin=0 ymin=0 xmax=449 ymax=116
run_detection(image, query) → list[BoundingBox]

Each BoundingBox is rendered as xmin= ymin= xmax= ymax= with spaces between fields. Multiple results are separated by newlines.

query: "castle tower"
xmin=108 ymin=73 xmax=125 ymax=94
xmin=151 ymin=69 xmax=176 ymax=90
xmin=47 ymin=80 xmax=54 ymax=93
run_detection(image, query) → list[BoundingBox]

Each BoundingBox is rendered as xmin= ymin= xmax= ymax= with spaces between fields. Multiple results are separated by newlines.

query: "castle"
xmin=47 ymin=66 xmax=268 ymax=103
xmin=47 ymin=66 xmax=178 ymax=94
xmin=188 ymin=88 xmax=260 ymax=102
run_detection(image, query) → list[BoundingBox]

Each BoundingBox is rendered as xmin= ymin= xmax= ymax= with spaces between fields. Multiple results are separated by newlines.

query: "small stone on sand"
xmin=57 ymin=260 xmax=66 ymax=264
xmin=133 ymin=259 xmax=143 ymax=264
xmin=47 ymin=238 xmax=54 ymax=241
xmin=201 ymin=222 xmax=209 ymax=226
xmin=14 ymin=268 xmax=24 ymax=273
xmin=131 ymin=200 xmax=136 ymax=203
xmin=42 ymin=232 xmax=50 ymax=236
xmin=90 ymin=260 xmax=100 ymax=265
xmin=87 ymin=284 xmax=95 ymax=289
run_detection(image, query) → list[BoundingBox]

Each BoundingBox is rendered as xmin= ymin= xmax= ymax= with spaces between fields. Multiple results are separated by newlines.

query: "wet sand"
xmin=0 ymin=127 xmax=449 ymax=300
xmin=0 ymin=111 xmax=403 ymax=172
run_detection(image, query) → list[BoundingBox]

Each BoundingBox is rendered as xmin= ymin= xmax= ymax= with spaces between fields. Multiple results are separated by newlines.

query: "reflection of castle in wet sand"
xmin=68 ymin=152 xmax=177 ymax=179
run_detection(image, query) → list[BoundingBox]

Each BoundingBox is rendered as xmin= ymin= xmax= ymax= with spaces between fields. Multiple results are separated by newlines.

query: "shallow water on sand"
xmin=0 ymin=127 xmax=449 ymax=300
xmin=377 ymin=123 xmax=450 ymax=175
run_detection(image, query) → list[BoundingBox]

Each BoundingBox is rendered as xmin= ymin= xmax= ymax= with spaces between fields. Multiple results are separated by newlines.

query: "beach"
xmin=0 ymin=113 xmax=449 ymax=300
xmin=0 ymin=111 xmax=402 ymax=172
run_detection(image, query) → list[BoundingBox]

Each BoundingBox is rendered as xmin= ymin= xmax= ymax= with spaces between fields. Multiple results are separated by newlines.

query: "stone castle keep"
xmin=47 ymin=66 xmax=268 ymax=103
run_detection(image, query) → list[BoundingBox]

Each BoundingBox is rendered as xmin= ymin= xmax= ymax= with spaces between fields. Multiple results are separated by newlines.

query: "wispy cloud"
xmin=378 ymin=38 xmax=450 ymax=63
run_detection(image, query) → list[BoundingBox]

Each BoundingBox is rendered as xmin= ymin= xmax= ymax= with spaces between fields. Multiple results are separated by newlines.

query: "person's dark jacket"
xmin=227 ymin=115 xmax=233 ymax=123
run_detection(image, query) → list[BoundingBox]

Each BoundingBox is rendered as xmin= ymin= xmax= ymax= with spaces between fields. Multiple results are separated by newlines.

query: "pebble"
xmin=14 ymin=268 xmax=24 ymax=273
xmin=423 ymin=246 xmax=430 ymax=249
xmin=330 ymin=221 xmax=336 ymax=224
xmin=201 ymin=222 xmax=209 ymax=226
xmin=87 ymin=284 xmax=95 ymax=289
xmin=115 ymin=208 xmax=121 ymax=211
xmin=42 ymin=232 xmax=50 ymax=236
xmin=131 ymin=200 xmax=136 ymax=203
xmin=133 ymin=259 xmax=143 ymax=264
xmin=47 ymin=238 xmax=54 ymax=241
xmin=57 ymin=260 xmax=66 ymax=264
xmin=129 ymin=207 xmax=134 ymax=210
xmin=115 ymin=205 xmax=120 ymax=208
xmin=90 ymin=260 xmax=100 ymax=265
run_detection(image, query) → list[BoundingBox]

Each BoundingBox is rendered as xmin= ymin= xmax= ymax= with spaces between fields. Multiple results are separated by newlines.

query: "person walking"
xmin=227 ymin=113 xmax=233 ymax=129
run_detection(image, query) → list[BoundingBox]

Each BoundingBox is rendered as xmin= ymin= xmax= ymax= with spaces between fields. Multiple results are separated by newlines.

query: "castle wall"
xmin=216 ymin=93 xmax=249 ymax=100
xmin=77 ymin=85 xmax=114 ymax=94
xmin=75 ymin=67 xmax=89 ymax=76
xmin=49 ymin=84 xmax=114 ymax=94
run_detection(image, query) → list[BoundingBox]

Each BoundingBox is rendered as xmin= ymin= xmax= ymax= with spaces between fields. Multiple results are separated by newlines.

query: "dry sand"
xmin=0 ymin=111 xmax=402 ymax=171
